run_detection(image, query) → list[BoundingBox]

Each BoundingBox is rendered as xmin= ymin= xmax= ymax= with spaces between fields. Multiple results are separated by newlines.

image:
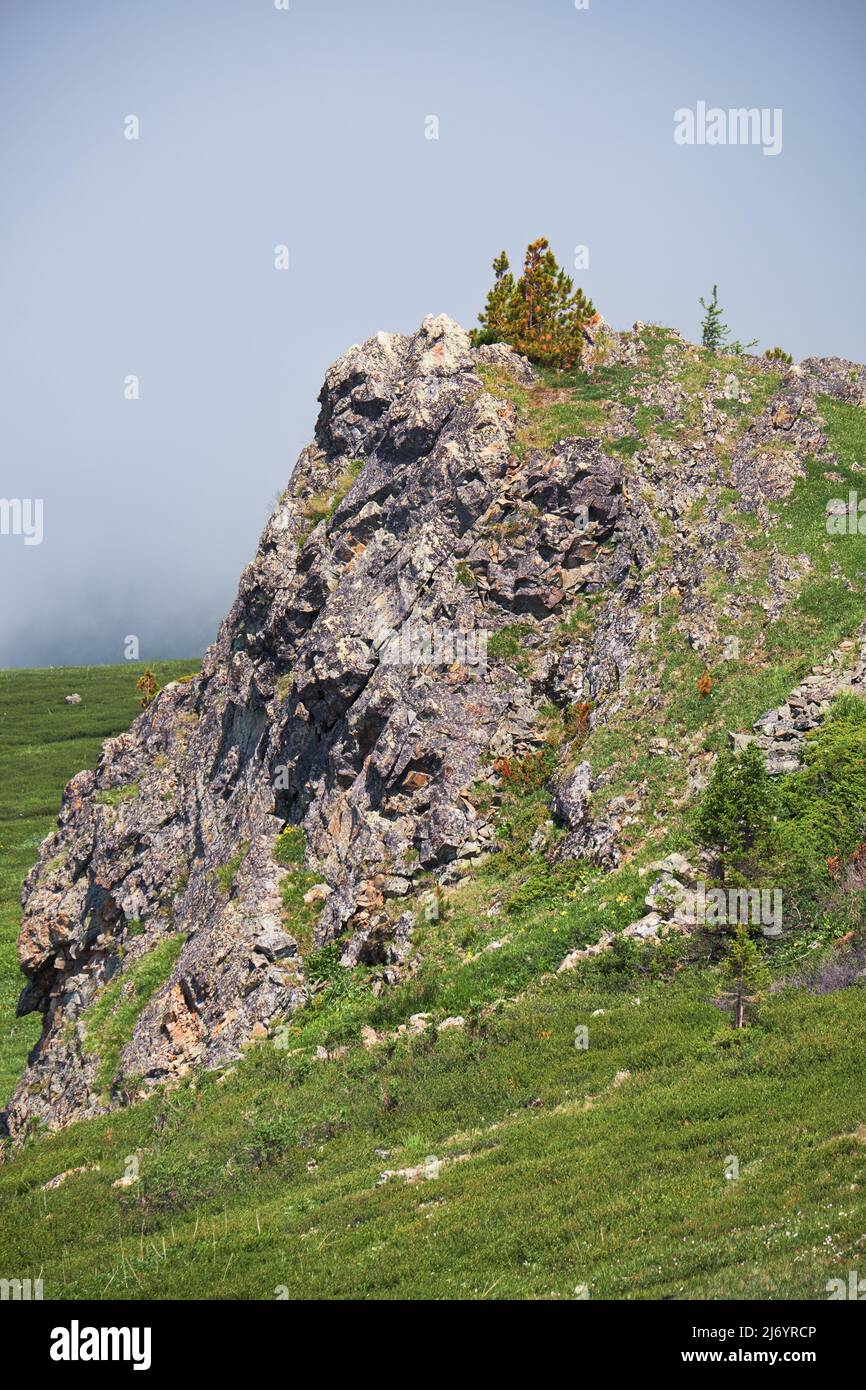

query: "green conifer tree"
xmin=136 ymin=668 xmax=158 ymax=709
xmin=471 ymin=239 xmax=595 ymax=368
xmin=694 ymin=743 xmax=774 ymax=882
xmin=474 ymin=251 xmax=515 ymax=345
xmin=699 ymin=284 xmax=729 ymax=352
xmin=719 ymin=923 xmax=770 ymax=1028
xmin=700 ymin=284 xmax=758 ymax=355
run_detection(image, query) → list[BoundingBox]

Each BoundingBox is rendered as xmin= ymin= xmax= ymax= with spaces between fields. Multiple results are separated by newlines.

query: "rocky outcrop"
xmin=549 ymin=761 xmax=621 ymax=869
xmin=4 ymin=313 xmax=862 ymax=1139
xmin=1 ymin=315 xmax=640 ymax=1139
xmin=743 ymin=626 xmax=866 ymax=774
xmin=557 ymin=852 xmax=697 ymax=972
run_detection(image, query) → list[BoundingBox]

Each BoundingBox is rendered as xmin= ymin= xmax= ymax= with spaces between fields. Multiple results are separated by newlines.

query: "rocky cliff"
xmin=5 ymin=313 xmax=866 ymax=1139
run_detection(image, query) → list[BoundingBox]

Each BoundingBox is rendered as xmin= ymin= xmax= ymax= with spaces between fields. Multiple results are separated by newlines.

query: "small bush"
xmin=699 ymin=285 xmax=757 ymax=355
xmin=764 ymin=346 xmax=793 ymax=365
xmin=297 ymin=458 xmax=364 ymax=545
xmin=470 ymin=238 xmax=596 ymax=369
xmin=304 ymin=943 xmax=345 ymax=987
xmin=493 ymin=746 xmax=556 ymax=794
xmin=488 ymin=623 xmax=533 ymax=674
xmin=280 ymin=873 xmax=320 ymax=953
xmin=136 ymin=669 xmax=158 ymax=708
xmin=779 ymin=941 xmax=866 ymax=995
xmin=693 ymin=744 xmax=774 ymax=882
xmin=716 ymin=924 xmax=770 ymax=1028
xmin=274 ymin=828 xmax=321 ymax=954
xmin=565 ymin=699 xmax=593 ymax=741
xmin=771 ymin=694 xmax=866 ymax=917
xmin=82 ymin=934 xmax=185 ymax=1092
xmin=455 ymin=561 xmax=476 ymax=588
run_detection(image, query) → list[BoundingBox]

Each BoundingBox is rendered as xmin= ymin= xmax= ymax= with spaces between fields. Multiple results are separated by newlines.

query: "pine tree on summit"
xmin=472 ymin=238 xmax=595 ymax=368
xmin=475 ymin=250 xmax=515 ymax=345
xmin=699 ymin=284 xmax=758 ymax=355
xmin=699 ymin=284 xmax=729 ymax=352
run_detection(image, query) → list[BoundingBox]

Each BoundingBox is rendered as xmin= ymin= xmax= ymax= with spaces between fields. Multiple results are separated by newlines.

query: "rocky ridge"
xmin=4 ymin=313 xmax=866 ymax=1139
xmin=747 ymin=625 xmax=866 ymax=774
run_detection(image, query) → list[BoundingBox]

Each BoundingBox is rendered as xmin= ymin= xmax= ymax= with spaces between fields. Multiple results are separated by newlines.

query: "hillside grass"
xmin=478 ymin=333 xmax=866 ymax=851
xmin=0 ymin=662 xmax=199 ymax=1105
xmin=1 ymin=665 xmax=865 ymax=1299
xmin=0 ymin=954 xmax=864 ymax=1299
xmin=82 ymin=934 xmax=186 ymax=1097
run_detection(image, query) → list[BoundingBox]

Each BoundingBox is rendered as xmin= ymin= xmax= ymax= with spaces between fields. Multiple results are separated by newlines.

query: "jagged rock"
xmin=41 ymin=1164 xmax=98 ymax=1190
xmin=550 ymin=761 xmax=593 ymax=830
xmin=622 ymin=912 xmax=663 ymax=940
xmin=251 ymin=926 xmax=297 ymax=963
xmin=558 ymin=932 xmax=615 ymax=972
xmin=549 ymin=761 xmax=621 ymax=869
xmin=644 ymin=874 xmax=688 ymax=914
xmin=473 ymin=341 xmax=535 ymax=385
xmin=6 ymin=310 xmax=864 ymax=1139
xmin=377 ymin=1152 xmax=471 ymax=1185
xmin=751 ymin=622 xmax=866 ymax=775
xmin=302 ymin=883 xmax=331 ymax=905
xmin=645 ymin=853 xmax=696 ymax=882
xmin=9 ymin=313 xmax=549 ymax=1135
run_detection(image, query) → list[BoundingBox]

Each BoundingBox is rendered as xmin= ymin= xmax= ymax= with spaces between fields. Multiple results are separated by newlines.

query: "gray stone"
xmin=7 ymin=310 xmax=865 ymax=1139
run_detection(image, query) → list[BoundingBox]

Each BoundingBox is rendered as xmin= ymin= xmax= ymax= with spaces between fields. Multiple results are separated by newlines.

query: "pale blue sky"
xmin=2 ymin=0 xmax=864 ymax=666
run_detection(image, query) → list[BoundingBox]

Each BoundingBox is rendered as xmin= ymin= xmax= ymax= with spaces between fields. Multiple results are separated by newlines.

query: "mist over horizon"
xmin=3 ymin=0 xmax=866 ymax=669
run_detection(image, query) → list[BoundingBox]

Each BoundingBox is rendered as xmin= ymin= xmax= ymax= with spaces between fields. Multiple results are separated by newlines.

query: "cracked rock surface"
xmin=4 ymin=313 xmax=862 ymax=1138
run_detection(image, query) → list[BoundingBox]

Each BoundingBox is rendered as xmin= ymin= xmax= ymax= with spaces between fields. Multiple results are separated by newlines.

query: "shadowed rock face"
xmin=3 ymin=315 xmax=624 ymax=1136
xmin=4 ymin=313 xmax=859 ymax=1138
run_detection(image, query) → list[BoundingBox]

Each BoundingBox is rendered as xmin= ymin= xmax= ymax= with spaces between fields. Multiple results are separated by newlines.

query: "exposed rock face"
xmin=748 ymin=624 xmax=866 ymax=774
xmin=4 ymin=314 xmax=861 ymax=1138
xmin=2 ymin=315 xmax=631 ymax=1137
xmin=549 ymin=760 xmax=620 ymax=869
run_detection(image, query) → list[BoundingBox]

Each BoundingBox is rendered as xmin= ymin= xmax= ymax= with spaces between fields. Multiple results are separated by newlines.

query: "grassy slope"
xmin=1 ymin=341 xmax=866 ymax=1299
xmin=0 ymin=663 xmax=199 ymax=1104
xmin=0 ymin=955 xmax=864 ymax=1300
